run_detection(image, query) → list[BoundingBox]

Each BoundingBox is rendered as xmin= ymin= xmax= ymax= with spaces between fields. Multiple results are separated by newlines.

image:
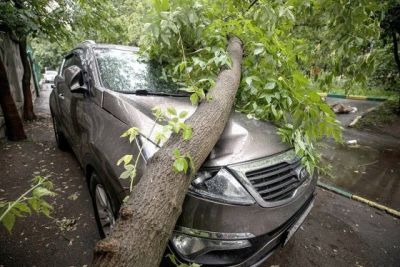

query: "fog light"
xmin=171 ymin=232 xmax=251 ymax=260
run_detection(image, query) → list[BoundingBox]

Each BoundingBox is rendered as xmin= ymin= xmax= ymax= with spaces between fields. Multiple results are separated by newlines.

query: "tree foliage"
xmin=137 ymin=0 xmax=397 ymax=171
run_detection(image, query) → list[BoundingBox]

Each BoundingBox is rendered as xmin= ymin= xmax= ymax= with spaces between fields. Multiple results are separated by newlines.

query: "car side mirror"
xmin=64 ymin=65 xmax=88 ymax=94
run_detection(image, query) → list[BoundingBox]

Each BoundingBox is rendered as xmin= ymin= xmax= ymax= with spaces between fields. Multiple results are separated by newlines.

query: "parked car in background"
xmin=43 ymin=70 xmax=57 ymax=83
xmin=50 ymin=40 xmax=317 ymax=266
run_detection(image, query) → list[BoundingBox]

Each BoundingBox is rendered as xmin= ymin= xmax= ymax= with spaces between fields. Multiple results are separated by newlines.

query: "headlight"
xmin=189 ymin=168 xmax=255 ymax=205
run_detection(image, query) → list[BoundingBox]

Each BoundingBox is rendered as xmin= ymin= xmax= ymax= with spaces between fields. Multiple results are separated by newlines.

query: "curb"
xmin=317 ymin=181 xmax=400 ymax=218
xmin=318 ymin=92 xmax=387 ymax=102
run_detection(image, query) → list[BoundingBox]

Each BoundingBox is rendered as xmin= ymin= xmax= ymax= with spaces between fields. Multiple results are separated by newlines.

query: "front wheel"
xmin=89 ymin=172 xmax=117 ymax=238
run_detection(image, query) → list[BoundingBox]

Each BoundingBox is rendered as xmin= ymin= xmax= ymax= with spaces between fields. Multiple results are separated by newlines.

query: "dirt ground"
xmin=0 ymin=87 xmax=399 ymax=266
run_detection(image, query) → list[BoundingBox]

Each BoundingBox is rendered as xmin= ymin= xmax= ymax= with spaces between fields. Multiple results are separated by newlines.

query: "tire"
xmin=89 ymin=172 xmax=117 ymax=238
xmin=51 ymin=115 xmax=69 ymax=151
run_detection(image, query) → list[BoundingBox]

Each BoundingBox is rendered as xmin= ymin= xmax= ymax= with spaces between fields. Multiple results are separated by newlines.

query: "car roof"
xmin=74 ymin=40 xmax=139 ymax=53
xmin=93 ymin=44 xmax=139 ymax=52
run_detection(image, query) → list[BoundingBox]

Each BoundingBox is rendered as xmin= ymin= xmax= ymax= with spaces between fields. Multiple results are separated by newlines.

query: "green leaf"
xmin=173 ymin=158 xmax=188 ymax=173
xmin=117 ymin=155 xmax=133 ymax=166
xmin=121 ymin=127 xmax=139 ymax=143
xmin=14 ymin=203 xmax=31 ymax=214
xmin=179 ymin=110 xmax=188 ymax=118
xmin=254 ymin=46 xmax=264 ymax=55
xmin=172 ymin=148 xmax=181 ymax=158
xmin=28 ymin=198 xmax=39 ymax=212
xmin=161 ymin=33 xmax=170 ymax=46
xmin=155 ymin=131 xmax=167 ymax=144
xmin=166 ymin=254 xmax=178 ymax=265
xmin=190 ymin=93 xmax=199 ymax=105
xmin=120 ymin=170 xmax=131 ymax=179
xmin=1 ymin=212 xmax=15 ymax=232
xmin=182 ymin=126 xmax=192 ymax=140
xmin=32 ymin=187 xmax=54 ymax=198
xmin=167 ymin=106 xmax=177 ymax=116
xmin=38 ymin=200 xmax=53 ymax=217
xmin=196 ymin=88 xmax=205 ymax=100
xmin=245 ymin=76 xmax=260 ymax=87
xmin=264 ymin=82 xmax=276 ymax=90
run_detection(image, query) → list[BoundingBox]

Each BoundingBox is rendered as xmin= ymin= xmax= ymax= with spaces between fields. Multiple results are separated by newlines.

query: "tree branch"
xmin=92 ymin=36 xmax=243 ymax=267
xmin=247 ymin=0 xmax=258 ymax=12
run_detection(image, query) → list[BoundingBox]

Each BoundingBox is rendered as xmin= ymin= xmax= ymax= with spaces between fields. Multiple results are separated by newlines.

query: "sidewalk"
xmin=0 ymin=83 xmax=99 ymax=266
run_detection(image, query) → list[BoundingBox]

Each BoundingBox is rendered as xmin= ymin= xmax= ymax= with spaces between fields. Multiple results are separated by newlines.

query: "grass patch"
xmin=327 ymin=86 xmax=398 ymax=98
xmin=355 ymin=99 xmax=400 ymax=130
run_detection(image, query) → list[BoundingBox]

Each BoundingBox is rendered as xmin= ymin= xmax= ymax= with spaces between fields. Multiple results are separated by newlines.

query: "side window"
xmin=62 ymin=56 xmax=75 ymax=76
xmin=61 ymin=49 xmax=84 ymax=76
xmin=58 ymin=59 xmax=65 ymax=76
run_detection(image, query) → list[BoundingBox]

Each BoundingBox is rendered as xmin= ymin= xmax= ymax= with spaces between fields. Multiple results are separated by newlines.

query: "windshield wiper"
xmin=134 ymin=89 xmax=167 ymax=96
xmin=120 ymin=89 xmax=189 ymax=97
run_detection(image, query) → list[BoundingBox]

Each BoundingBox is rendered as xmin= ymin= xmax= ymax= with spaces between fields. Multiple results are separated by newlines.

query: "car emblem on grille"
xmin=296 ymin=167 xmax=308 ymax=182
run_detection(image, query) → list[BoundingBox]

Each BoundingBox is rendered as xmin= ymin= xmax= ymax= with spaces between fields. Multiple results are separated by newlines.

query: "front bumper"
xmin=167 ymin=194 xmax=315 ymax=266
xmin=167 ymin=172 xmax=317 ymax=266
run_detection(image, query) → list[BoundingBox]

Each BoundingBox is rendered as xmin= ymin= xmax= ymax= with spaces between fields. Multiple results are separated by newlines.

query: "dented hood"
xmin=102 ymin=91 xmax=289 ymax=167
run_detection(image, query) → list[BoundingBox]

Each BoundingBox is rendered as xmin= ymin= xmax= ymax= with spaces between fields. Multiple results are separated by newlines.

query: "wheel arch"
xmin=83 ymin=153 xmax=123 ymax=216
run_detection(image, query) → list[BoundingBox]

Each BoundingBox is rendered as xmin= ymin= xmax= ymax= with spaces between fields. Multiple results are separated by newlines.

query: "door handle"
xmin=58 ymin=93 xmax=65 ymax=100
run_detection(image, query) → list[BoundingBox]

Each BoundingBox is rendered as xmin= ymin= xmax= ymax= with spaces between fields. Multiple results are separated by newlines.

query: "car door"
xmin=56 ymin=49 xmax=86 ymax=155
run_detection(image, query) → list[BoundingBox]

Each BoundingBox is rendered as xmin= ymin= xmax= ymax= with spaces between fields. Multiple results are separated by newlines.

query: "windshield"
xmin=94 ymin=48 xmax=182 ymax=95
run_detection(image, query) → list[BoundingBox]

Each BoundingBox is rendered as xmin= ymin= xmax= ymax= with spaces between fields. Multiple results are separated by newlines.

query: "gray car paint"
xmin=50 ymin=42 xmax=316 ymax=265
xmin=102 ymin=90 xmax=290 ymax=167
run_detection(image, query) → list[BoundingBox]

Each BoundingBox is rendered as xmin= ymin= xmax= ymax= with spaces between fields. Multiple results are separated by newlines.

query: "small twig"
xmin=358 ymin=160 xmax=378 ymax=167
xmin=247 ymin=0 xmax=258 ymax=12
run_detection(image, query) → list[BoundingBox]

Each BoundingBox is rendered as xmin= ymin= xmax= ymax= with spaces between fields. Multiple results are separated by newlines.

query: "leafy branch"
xmin=0 ymin=176 xmax=55 ymax=233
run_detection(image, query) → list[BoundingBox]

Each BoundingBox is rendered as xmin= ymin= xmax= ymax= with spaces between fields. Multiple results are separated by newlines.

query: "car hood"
xmin=102 ymin=91 xmax=289 ymax=167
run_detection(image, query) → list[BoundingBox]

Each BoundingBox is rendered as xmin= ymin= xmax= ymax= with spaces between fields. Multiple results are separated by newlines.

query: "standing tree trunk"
xmin=92 ymin=36 xmax=243 ymax=266
xmin=392 ymin=31 xmax=400 ymax=73
xmin=19 ymin=38 xmax=36 ymax=120
xmin=0 ymin=56 xmax=27 ymax=141
xmin=392 ymin=31 xmax=400 ymax=113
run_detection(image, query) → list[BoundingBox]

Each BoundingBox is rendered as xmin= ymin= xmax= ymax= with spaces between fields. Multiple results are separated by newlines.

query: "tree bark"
xmin=0 ymin=56 xmax=27 ymax=141
xmin=92 ymin=36 xmax=243 ymax=266
xmin=19 ymin=38 xmax=36 ymax=121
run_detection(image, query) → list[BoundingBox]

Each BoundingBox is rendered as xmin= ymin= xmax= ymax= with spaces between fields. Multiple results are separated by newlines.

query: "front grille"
xmin=245 ymin=159 xmax=303 ymax=202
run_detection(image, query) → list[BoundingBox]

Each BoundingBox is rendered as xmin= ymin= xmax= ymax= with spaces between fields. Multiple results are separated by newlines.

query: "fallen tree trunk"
xmin=0 ymin=56 xmax=27 ymax=141
xmin=92 ymin=36 xmax=243 ymax=266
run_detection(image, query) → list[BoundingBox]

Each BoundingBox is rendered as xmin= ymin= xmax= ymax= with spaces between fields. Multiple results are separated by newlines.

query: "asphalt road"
xmin=0 ymin=88 xmax=399 ymax=266
xmin=320 ymin=97 xmax=400 ymax=211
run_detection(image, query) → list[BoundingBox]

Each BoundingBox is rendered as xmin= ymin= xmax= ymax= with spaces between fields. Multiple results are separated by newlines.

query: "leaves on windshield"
xmin=95 ymin=48 xmax=181 ymax=94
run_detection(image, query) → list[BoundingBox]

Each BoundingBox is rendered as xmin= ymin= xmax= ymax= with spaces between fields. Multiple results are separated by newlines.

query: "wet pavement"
xmin=0 ymin=89 xmax=399 ymax=266
xmin=320 ymin=97 xmax=400 ymax=211
xmin=319 ymin=142 xmax=400 ymax=210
